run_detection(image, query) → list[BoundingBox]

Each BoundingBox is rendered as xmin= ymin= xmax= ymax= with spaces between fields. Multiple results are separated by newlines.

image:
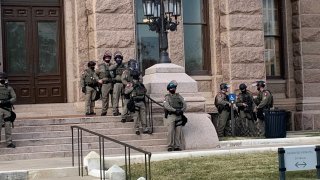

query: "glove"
xmin=175 ymin=109 xmax=183 ymax=116
xmin=82 ymin=87 xmax=86 ymax=93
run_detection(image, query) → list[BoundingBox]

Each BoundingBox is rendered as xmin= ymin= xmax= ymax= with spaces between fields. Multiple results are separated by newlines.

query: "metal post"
xmin=71 ymin=127 xmax=74 ymax=166
xmin=159 ymin=0 xmax=170 ymax=63
xmin=231 ymin=103 xmax=235 ymax=137
xmin=278 ymin=148 xmax=286 ymax=180
xmin=316 ymin=145 xmax=320 ymax=179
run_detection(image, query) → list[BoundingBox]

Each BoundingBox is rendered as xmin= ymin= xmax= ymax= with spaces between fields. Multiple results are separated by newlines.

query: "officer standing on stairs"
xmin=215 ymin=83 xmax=231 ymax=138
xmin=0 ymin=72 xmax=16 ymax=148
xmin=163 ymin=80 xmax=187 ymax=151
xmin=124 ymin=71 xmax=150 ymax=135
xmin=253 ymin=80 xmax=273 ymax=137
xmin=109 ymin=51 xmax=126 ymax=116
xmin=80 ymin=61 xmax=99 ymax=116
xmin=96 ymin=50 xmax=113 ymax=116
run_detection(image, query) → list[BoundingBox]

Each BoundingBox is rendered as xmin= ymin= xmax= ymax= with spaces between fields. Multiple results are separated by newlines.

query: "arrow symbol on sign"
xmin=295 ymin=162 xmax=307 ymax=168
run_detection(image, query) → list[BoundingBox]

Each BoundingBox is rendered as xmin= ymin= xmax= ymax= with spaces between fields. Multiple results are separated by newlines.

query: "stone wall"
xmin=292 ymin=0 xmax=320 ymax=130
xmin=218 ymin=0 xmax=265 ymax=93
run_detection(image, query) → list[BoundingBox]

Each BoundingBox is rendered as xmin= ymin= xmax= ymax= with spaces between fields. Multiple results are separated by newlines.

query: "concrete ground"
xmin=0 ymin=131 xmax=319 ymax=180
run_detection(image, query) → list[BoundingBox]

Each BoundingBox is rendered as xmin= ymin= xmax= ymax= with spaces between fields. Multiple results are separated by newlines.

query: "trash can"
xmin=264 ymin=109 xmax=287 ymax=138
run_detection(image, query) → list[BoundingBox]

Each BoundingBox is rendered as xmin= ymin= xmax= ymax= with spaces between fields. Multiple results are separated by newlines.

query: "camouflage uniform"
xmin=254 ymin=90 xmax=273 ymax=136
xmin=109 ymin=63 xmax=126 ymax=115
xmin=121 ymin=69 xmax=133 ymax=122
xmin=236 ymin=91 xmax=256 ymax=136
xmin=215 ymin=91 xmax=231 ymax=137
xmin=80 ymin=68 xmax=99 ymax=114
xmin=0 ymin=81 xmax=16 ymax=147
xmin=96 ymin=62 xmax=113 ymax=115
xmin=164 ymin=92 xmax=187 ymax=151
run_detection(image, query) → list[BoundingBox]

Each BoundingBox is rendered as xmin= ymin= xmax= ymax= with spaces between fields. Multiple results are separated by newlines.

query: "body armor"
xmin=239 ymin=93 xmax=253 ymax=112
xmin=84 ymin=69 xmax=97 ymax=85
xmin=0 ymin=86 xmax=10 ymax=100
xmin=167 ymin=94 xmax=184 ymax=109
xmin=115 ymin=64 xmax=126 ymax=76
xmin=131 ymin=83 xmax=146 ymax=101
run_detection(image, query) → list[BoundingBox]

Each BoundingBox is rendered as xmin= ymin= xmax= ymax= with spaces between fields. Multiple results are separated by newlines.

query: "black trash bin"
xmin=264 ymin=109 xmax=287 ymax=138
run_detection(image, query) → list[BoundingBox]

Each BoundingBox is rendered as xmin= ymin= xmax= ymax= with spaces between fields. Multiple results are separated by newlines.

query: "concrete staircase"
xmin=0 ymin=103 xmax=168 ymax=161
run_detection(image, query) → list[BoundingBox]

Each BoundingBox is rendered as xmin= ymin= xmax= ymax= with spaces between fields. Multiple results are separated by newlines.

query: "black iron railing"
xmin=145 ymin=94 xmax=164 ymax=134
xmin=71 ymin=126 xmax=152 ymax=180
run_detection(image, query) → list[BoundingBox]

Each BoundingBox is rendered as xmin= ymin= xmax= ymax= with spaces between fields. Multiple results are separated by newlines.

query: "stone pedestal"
xmin=144 ymin=63 xmax=219 ymax=149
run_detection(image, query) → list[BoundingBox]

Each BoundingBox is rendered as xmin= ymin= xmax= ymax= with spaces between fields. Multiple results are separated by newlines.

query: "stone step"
xmin=0 ymin=139 xmax=167 ymax=155
xmin=0 ymin=144 xmax=168 ymax=161
xmin=6 ymin=126 xmax=167 ymax=145
xmin=10 ymin=132 xmax=166 ymax=147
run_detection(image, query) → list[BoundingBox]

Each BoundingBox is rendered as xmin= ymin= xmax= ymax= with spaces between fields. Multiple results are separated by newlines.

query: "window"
xmin=263 ymin=0 xmax=283 ymax=78
xmin=135 ymin=0 xmax=159 ymax=74
xmin=183 ymin=0 xmax=210 ymax=75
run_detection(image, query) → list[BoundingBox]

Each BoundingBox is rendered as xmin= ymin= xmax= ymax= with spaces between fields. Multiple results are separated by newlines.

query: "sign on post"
xmin=228 ymin=93 xmax=236 ymax=103
xmin=278 ymin=145 xmax=320 ymax=180
xmin=228 ymin=93 xmax=236 ymax=136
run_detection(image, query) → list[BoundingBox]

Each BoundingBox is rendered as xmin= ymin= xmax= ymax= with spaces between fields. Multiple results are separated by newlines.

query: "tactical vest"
xmin=132 ymin=83 xmax=146 ymax=97
xmin=168 ymin=94 xmax=184 ymax=109
xmin=214 ymin=92 xmax=228 ymax=108
xmin=115 ymin=64 xmax=126 ymax=76
xmin=84 ymin=69 xmax=96 ymax=84
xmin=0 ymin=86 xmax=10 ymax=100
xmin=98 ymin=63 xmax=111 ymax=79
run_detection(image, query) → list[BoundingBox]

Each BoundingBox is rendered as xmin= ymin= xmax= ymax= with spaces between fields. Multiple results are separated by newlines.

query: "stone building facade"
xmin=1 ymin=0 xmax=320 ymax=130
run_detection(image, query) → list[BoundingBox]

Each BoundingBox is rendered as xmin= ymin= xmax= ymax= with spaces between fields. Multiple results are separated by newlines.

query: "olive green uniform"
xmin=80 ymin=68 xmax=99 ymax=114
xmin=96 ymin=62 xmax=113 ymax=115
xmin=110 ymin=63 xmax=126 ymax=115
xmin=236 ymin=92 xmax=256 ymax=136
xmin=215 ymin=91 xmax=231 ymax=137
xmin=0 ymin=84 xmax=16 ymax=145
xmin=121 ymin=69 xmax=133 ymax=121
xmin=254 ymin=90 xmax=273 ymax=136
xmin=124 ymin=81 xmax=149 ymax=132
xmin=163 ymin=93 xmax=187 ymax=150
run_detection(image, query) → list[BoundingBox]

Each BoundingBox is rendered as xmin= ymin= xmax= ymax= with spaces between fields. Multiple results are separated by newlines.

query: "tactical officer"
xmin=109 ymin=51 xmax=126 ymax=116
xmin=0 ymin=72 xmax=16 ymax=148
xmin=215 ymin=83 xmax=231 ymax=138
xmin=124 ymin=71 xmax=150 ymax=135
xmin=80 ymin=61 xmax=99 ymax=115
xmin=163 ymin=80 xmax=187 ymax=151
xmin=236 ymin=83 xmax=256 ymax=136
xmin=96 ymin=51 xmax=113 ymax=116
xmin=254 ymin=81 xmax=273 ymax=136
xmin=121 ymin=59 xmax=139 ymax=123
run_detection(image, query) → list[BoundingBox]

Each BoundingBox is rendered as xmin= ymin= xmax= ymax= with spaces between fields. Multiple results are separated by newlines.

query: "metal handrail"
xmin=145 ymin=94 xmax=164 ymax=134
xmin=71 ymin=126 xmax=152 ymax=180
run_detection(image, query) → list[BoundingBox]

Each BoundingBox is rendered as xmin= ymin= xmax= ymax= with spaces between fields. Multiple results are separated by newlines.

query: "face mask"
xmin=169 ymin=89 xmax=176 ymax=94
xmin=90 ymin=66 xmax=95 ymax=70
xmin=241 ymin=90 xmax=247 ymax=93
xmin=257 ymin=87 xmax=261 ymax=91
xmin=103 ymin=58 xmax=111 ymax=63
xmin=0 ymin=80 xmax=5 ymax=84
xmin=115 ymin=58 xmax=122 ymax=65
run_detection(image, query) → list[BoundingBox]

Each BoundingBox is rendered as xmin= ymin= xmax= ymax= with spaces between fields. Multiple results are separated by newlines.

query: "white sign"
xmin=284 ymin=145 xmax=317 ymax=171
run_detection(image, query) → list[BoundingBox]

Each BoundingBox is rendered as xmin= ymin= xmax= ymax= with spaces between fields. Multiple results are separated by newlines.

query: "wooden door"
xmin=2 ymin=5 xmax=66 ymax=104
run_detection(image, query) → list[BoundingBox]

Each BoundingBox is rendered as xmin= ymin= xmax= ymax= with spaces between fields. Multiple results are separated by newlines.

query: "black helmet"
xmin=167 ymin=80 xmax=178 ymax=90
xmin=103 ymin=50 xmax=112 ymax=60
xmin=239 ymin=83 xmax=247 ymax=91
xmin=0 ymin=72 xmax=8 ymax=80
xmin=256 ymin=81 xmax=265 ymax=88
xmin=220 ymin=83 xmax=230 ymax=90
xmin=87 ymin=61 xmax=96 ymax=67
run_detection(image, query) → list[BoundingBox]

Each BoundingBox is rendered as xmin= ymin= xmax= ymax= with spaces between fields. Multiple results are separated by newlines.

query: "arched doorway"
xmin=1 ymin=0 xmax=66 ymax=104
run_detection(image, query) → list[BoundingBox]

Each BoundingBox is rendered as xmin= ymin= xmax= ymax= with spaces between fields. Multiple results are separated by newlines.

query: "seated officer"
xmin=0 ymin=72 xmax=16 ymax=148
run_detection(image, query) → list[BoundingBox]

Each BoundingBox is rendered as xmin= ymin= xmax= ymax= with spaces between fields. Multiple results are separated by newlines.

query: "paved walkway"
xmin=0 ymin=131 xmax=319 ymax=179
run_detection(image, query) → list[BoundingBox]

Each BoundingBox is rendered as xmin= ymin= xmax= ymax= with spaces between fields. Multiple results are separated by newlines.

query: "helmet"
xmin=0 ymin=72 xmax=8 ymax=80
xmin=167 ymin=80 xmax=178 ymax=90
xmin=87 ymin=61 xmax=96 ymax=67
xmin=114 ymin=51 xmax=123 ymax=59
xmin=239 ymin=83 xmax=247 ymax=91
xmin=128 ymin=59 xmax=138 ymax=70
xmin=103 ymin=50 xmax=112 ymax=60
xmin=256 ymin=81 xmax=265 ymax=88
xmin=220 ymin=83 xmax=230 ymax=90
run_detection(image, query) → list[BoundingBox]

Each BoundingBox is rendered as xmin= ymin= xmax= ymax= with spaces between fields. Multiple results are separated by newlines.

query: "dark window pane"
xmin=38 ymin=21 xmax=58 ymax=74
xmin=137 ymin=24 xmax=159 ymax=73
xmin=135 ymin=0 xmax=145 ymax=23
xmin=264 ymin=37 xmax=281 ymax=76
xmin=5 ymin=22 xmax=28 ymax=74
xmin=182 ymin=0 xmax=203 ymax=23
xmin=184 ymin=25 xmax=204 ymax=74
